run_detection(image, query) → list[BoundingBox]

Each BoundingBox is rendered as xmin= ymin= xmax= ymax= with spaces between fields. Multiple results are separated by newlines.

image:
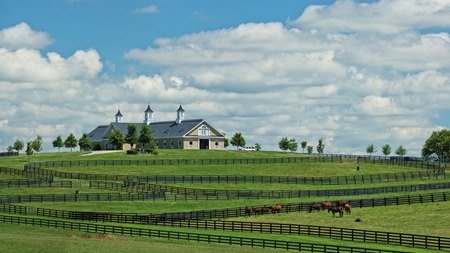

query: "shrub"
xmin=126 ymin=149 xmax=138 ymax=155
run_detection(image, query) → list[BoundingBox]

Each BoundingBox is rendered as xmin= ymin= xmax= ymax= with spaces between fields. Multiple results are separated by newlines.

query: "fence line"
xmin=1 ymin=203 xmax=447 ymax=251
xmin=90 ymin=180 xmax=450 ymax=200
xmin=0 ymin=214 xmax=408 ymax=253
xmin=0 ymin=179 xmax=72 ymax=188
xmin=23 ymin=167 xmax=444 ymax=185
xmin=24 ymin=155 xmax=441 ymax=171
xmin=0 ymin=151 xmax=18 ymax=157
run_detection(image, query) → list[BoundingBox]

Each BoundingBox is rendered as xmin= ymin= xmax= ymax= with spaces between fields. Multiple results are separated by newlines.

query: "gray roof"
xmin=115 ymin=110 xmax=123 ymax=117
xmin=145 ymin=105 xmax=153 ymax=113
xmin=87 ymin=125 xmax=109 ymax=141
xmin=177 ymin=105 xmax=185 ymax=112
xmin=88 ymin=119 xmax=206 ymax=141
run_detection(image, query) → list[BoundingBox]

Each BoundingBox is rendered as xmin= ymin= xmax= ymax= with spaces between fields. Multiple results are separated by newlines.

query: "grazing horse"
xmin=245 ymin=206 xmax=253 ymax=216
xmin=321 ymin=201 xmax=332 ymax=211
xmin=344 ymin=204 xmax=352 ymax=215
xmin=329 ymin=206 xmax=344 ymax=217
xmin=260 ymin=207 xmax=271 ymax=214
xmin=271 ymin=204 xmax=284 ymax=214
xmin=308 ymin=203 xmax=321 ymax=213
xmin=338 ymin=200 xmax=349 ymax=207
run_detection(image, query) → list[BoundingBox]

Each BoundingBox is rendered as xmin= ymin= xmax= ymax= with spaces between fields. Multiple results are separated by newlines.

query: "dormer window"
xmin=199 ymin=125 xmax=210 ymax=136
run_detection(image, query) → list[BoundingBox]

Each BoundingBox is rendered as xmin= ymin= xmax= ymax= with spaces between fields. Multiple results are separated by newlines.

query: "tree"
xmin=125 ymin=124 xmax=138 ymax=149
xmin=366 ymin=144 xmax=377 ymax=156
xmin=13 ymin=139 xmax=24 ymax=154
xmin=224 ymin=138 xmax=229 ymax=148
xmin=230 ymin=132 xmax=245 ymax=150
xmin=301 ymin=141 xmax=307 ymax=153
xmin=7 ymin=146 xmax=14 ymax=152
xmin=316 ymin=138 xmax=325 ymax=155
xmin=254 ymin=143 xmax=262 ymax=151
xmin=307 ymin=145 xmax=313 ymax=155
xmin=382 ymin=144 xmax=391 ymax=158
xmin=139 ymin=124 xmax=156 ymax=153
xmin=109 ymin=129 xmax=124 ymax=150
xmin=52 ymin=136 xmax=63 ymax=152
xmin=64 ymin=133 xmax=78 ymax=152
xmin=422 ymin=129 xmax=450 ymax=162
xmin=278 ymin=137 xmax=290 ymax=152
xmin=31 ymin=135 xmax=43 ymax=153
xmin=288 ymin=138 xmax=298 ymax=152
xmin=395 ymin=145 xmax=407 ymax=157
xmin=78 ymin=133 xmax=92 ymax=151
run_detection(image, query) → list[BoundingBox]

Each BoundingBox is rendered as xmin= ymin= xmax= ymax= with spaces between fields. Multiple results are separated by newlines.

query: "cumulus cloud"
xmin=294 ymin=0 xmax=450 ymax=34
xmin=133 ymin=5 xmax=159 ymax=14
xmin=0 ymin=22 xmax=52 ymax=50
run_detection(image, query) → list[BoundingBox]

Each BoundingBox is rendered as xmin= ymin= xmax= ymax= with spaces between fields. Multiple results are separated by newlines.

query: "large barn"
xmin=87 ymin=105 xmax=226 ymax=150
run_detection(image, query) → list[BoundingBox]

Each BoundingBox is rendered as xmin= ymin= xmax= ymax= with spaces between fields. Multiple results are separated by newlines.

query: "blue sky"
xmin=0 ymin=0 xmax=449 ymax=155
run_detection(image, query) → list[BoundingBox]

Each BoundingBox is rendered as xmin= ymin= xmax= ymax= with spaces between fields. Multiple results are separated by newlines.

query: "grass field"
xmin=0 ymin=150 xmax=448 ymax=252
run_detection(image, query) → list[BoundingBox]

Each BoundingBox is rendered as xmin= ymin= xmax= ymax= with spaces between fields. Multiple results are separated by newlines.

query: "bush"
xmin=93 ymin=143 xmax=101 ymax=151
xmin=126 ymin=149 xmax=138 ymax=155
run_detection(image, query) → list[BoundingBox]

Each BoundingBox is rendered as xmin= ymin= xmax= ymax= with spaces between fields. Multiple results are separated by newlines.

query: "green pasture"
xmin=0 ymin=222 xmax=271 ymax=253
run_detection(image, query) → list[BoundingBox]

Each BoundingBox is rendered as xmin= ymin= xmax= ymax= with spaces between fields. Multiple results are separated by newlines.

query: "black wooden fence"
xmin=24 ymin=167 xmax=444 ymax=185
xmin=25 ymin=155 xmax=441 ymax=170
xmin=90 ymin=180 xmax=450 ymax=200
xmin=1 ymin=203 xmax=447 ymax=251
xmin=0 ymin=214 xmax=408 ymax=253
xmin=0 ymin=151 xmax=18 ymax=157
xmin=0 ymin=179 xmax=72 ymax=188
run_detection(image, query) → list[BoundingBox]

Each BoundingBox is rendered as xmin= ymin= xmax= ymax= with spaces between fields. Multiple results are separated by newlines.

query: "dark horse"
xmin=344 ymin=204 xmax=352 ymax=215
xmin=245 ymin=206 xmax=253 ymax=216
xmin=308 ymin=203 xmax=321 ymax=213
xmin=338 ymin=200 xmax=349 ymax=207
xmin=329 ymin=206 xmax=343 ymax=217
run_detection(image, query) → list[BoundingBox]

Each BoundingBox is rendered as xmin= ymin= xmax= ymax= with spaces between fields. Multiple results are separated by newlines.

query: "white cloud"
xmin=0 ymin=22 xmax=52 ymax=50
xmin=294 ymin=0 xmax=450 ymax=34
xmin=133 ymin=5 xmax=159 ymax=14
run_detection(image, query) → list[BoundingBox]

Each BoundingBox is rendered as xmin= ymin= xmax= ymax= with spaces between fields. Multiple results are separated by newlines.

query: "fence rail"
xmin=0 ymin=214 xmax=408 ymax=253
xmin=25 ymin=154 xmax=441 ymax=171
xmin=0 ymin=151 xmax=18 ymax=157
xmin=90 ymin=180 xmax=450 ymax=200
xmin=25 ymin=167 xmax=444 ymax=185
xmin=0 ymin=179 xmax=72 ymax=188
xmin=1 ymin=203 xmax=447 ymax=251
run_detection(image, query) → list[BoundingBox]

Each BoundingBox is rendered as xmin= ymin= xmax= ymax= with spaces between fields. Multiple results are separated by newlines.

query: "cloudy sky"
xmin=0 ymin=0 xmax=449 ymax=155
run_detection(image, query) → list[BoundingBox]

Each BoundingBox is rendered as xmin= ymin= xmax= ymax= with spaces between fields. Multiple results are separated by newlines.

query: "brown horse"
xmin=321 ymin=201 xmax=332 ymax=211
xmin=271 ymin=204 xmax=284 ymax=214
xmin=308 ymin=203 xmax=321 ymax=213
xmin=344 ymin=204 xmax=352 ymax=215
xmin=245 ymin=206 xmax=253 ymax=216
xmin=260 ymin=207 xmax=271 ymax=214
xmin=329 ymin=206 xmax=343 ymax=217
xmin=338 ymin=200 xmax=349 ymax=207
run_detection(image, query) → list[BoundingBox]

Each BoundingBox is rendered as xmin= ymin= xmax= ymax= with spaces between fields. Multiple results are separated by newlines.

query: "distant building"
xmin=87 ymin=105 xmax=225 ymax=150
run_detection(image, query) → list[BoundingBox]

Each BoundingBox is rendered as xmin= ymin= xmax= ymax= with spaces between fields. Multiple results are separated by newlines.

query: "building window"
xmin=215 ymin=141 xmax=219 ymax=149
xmin=189 ymin=140 xmax=193 ymax=149
xmin=163 ymin=141 xmax=166 ymax=147
xmin=199 ymin=125 xmax=210 ymax=136
xmin=179 ymin=142 xmax=182 ymax=148
xmin=171 ymin=141 xmax=174 ymax=148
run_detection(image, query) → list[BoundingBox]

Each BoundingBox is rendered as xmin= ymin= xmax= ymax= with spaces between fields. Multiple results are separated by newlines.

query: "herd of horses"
xmin=307 ymin=201 xmax=352 ymax=217
xmin=244 ymin=201 xmax=352 ymax=218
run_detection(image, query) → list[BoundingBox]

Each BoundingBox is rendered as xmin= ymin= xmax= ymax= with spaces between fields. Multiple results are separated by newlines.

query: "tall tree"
xmin=366 ymin=144 xmax=377 ymax=156
xmin=125 ymin=124 xmax=138 ymax=149
xmin=139 ymin=124 xmax=156 ymax=152
xmin=230 ymin=132 xmax=245 ymax=150
xmin=288 ymin=138 xmax=298 ymax=152
xmin=301 ymin=141 xmax=308 ymax=154
xmin=254 ymin=143 xmax=262 ymax=151
xmin=52 ymin=136 xmax=63 ymax=152
xmin=13 ymin=139 xmax=24 ymax=154
xmin=64 ymin=133 xmax=78 ymax=152
xmin=109 ymin=129 xmax=124 ymax=150
xmin=422 ymin=129 xmax=450 ymax=162
xmin=224 ymin=138 xmax=229 ymax=148
xmin=316 ymin=138 xmax=325 ymax=155
xmin=307 ymin=145 xmax=313 ymax=155
xmin=395 ymin=145 xmax=407 ymax=157
xmin=382 ymin=144 xmax=391 ymax=158
xmin=78 ymin=133 xmax=92 ymax=151
xmin=278 ymin=137 xmax=290 ymax=152
xmin=31 ymin=135 xmax=43 ymax=153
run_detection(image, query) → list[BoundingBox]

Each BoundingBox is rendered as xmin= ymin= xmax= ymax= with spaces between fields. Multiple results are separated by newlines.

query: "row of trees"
xmin=52 ymin=133 xmax=91 ymax=152
xmin=107 ymin=124 xmax=157 ymax=154
xmin=278 ymin=138 xmax=324 ymax=155
xmin=366 ymin=144 xmax=407 ymax=157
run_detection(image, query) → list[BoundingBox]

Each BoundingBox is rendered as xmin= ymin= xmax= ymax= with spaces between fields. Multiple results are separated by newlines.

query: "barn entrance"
xmin=199 ymin=139 xmax=209 ymax=149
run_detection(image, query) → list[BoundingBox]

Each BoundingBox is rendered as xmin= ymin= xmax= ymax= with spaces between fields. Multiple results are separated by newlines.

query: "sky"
xmin=0 ymin=0 xmax=449 ymax=156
